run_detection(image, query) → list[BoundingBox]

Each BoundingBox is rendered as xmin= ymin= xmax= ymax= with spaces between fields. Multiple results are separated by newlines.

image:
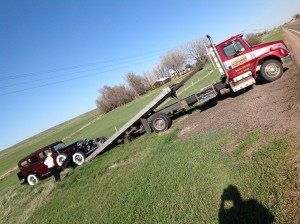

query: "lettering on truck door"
xmin=220 ymin=39 xmax=255 ymax=80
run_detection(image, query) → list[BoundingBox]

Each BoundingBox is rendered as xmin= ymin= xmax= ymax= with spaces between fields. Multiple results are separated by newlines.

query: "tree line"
xmin=96 ymin=33 xmax=262 ymax=114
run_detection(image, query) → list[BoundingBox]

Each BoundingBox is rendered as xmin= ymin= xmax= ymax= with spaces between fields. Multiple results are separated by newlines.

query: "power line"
xmin=0 ymin=48 xmax=169 ymax=81
xmin=0 ymin=54 xmax=158 ymax=89
xmin=0 ymin=56 xmax=159 ymax=96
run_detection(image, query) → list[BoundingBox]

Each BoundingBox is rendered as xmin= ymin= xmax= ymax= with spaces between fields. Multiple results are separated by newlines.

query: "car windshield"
xmin=52 ymin=142 xmax=65 ymax=152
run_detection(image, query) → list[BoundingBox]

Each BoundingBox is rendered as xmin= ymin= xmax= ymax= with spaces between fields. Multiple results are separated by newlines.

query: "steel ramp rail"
xmin=85 ymin=65 xmax=204 ymax=162
xmin=85 ymin=87 xmax=173 ymax=162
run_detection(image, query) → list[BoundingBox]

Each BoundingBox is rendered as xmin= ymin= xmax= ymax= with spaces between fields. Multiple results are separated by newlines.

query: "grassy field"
xmin=0 ymin=129 xmax=297 ymax=223
xmin=1 ymin=28 xmax=296 ymax=223
xmin=262 ymin=27 xmax=284 ymax=43
xmin=0 ymin=64 xmax=219 ymax=190
xmin=0 ymin=109 xmax=98 ymax=177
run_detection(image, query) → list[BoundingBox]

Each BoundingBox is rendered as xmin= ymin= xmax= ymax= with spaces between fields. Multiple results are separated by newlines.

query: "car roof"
xmin=18 ymin=141 xmax=63 ymax=164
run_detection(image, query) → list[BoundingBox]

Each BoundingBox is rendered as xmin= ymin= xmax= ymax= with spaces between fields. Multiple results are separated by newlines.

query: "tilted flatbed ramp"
xmin=85 ymin=87 xmax=173 ymax=161
xmin=85 ymin=65 xmax=204 ymax=162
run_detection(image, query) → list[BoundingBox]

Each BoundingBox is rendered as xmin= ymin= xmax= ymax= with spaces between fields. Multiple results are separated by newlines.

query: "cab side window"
xmin=28 ymin=156 xmax=38 ymax=164
xmin=39 ymin=149 xmax=52 ymax=159
xmin=39 ymin=152 xmax=47 ymax=159
xmin=20 ymin=161 xmax=28 ymax=168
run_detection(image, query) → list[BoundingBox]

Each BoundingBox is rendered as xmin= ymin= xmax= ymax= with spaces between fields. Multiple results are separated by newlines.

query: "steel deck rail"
xmin=85 ymin=65 xmax=204 ymax=162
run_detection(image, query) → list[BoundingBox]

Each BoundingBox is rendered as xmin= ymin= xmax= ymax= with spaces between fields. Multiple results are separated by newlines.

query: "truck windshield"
xmin=222 ymin=40 xmax=245 ymax=57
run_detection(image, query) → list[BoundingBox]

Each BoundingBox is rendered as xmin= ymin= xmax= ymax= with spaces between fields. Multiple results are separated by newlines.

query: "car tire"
xmin=27 ymin=173 xmax=39 ymax=186
xmin=260 ymin=59 xmax=283 ymax=82
xmin=56 ymin=153 xmax=67 ymax=166
xmin=150 ymin=113 xmax=172 ymax=132
xmin=72 ymin=152 xmax=85 ymax=166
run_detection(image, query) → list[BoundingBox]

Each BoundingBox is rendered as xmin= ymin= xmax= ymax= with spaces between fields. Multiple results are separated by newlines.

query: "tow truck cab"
xmin=213 ymin=34 xmax=291 ymax=92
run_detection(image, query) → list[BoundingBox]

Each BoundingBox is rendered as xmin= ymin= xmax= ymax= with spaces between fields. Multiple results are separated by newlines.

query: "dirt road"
xmin=284 ymin=23 xmax=300 ymax=65
xmin=173 ymin=27 xmax=300 ymax=141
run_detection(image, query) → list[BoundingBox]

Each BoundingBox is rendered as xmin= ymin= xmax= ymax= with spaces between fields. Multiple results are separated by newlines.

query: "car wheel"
xmin=27 ymin=173 xmax=39 ymax=186
xmin=56 ymin=153 xmax=67 ymax=166
xmin=150 ymin=113 xmax=172 ymax=132
xmin=260 ymin=59 xmax=283 ymax=82
xmin=72 ymin=152 xmax=85 ymax=166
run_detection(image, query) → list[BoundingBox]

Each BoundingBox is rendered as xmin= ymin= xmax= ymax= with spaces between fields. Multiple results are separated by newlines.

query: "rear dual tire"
xmin=150 ymin=113 xmax=172 ymax=132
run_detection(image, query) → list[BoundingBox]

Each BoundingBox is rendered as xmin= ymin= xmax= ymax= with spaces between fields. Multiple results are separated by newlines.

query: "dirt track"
xmin=173 ymin=28 xmax=300 ymax=140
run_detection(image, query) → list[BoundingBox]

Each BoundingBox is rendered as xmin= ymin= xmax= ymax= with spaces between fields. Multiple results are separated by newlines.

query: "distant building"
xmin=152 ymin=77 xmax=171 ymax=87
xmin=171 ymin=73 xmax=179 ymax=80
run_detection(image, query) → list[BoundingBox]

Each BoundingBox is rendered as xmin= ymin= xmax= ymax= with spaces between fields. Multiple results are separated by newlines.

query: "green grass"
xmin=0 ymin=27 xmax=297 ymax=223
xmin=0 ymin=110 xmax=98 ymax=177
xmin=0 ymin=64 xmax=219 ymax=188
xmin=262 ymin=28 xmax=284 ymax=42
xmin=0 ymin=26 xmax=285 ymax=184
xmin=50 ymin=63 xmax=220 ymax=143
xmin=0 ymin=129 xmax=297 ymax=223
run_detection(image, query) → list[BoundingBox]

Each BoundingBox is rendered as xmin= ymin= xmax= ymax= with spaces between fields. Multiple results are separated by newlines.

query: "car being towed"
xmin=17 ymin=140 xmax=87 ymax=186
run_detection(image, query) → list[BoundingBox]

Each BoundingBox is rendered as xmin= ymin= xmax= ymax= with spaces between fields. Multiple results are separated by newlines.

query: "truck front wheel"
xmin=260 ymin=59 xmax=283 ymax=82
xmin=72 ymin=152 xmax=85 ymax=166
xmin=150 ymin=113 xmax=171 ymax=132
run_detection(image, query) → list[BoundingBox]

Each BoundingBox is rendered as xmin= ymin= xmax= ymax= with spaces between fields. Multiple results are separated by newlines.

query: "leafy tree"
xmin=293 ymin=13 xmax=300 ymax=20
xmin=124 ymin=72 xmax=146 ymax=96
xmin=152 ymin=64 xmax=169 ymax=79
xmin=142 ymin=71 xmax=155 ymax=90
xmin=96 ymin=85 xmax=135 ymax=114
xmin=245 ymin=33 xmax=262 ymax=46
xmin=183 ymin=37 xmax=208 ymax=65
xmin=161 ymin=50 xmax=186 ymax=75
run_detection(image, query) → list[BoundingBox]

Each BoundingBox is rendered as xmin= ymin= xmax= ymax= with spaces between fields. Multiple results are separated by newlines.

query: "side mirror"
xmin=235 ymin=48 xmax=245 ymax=56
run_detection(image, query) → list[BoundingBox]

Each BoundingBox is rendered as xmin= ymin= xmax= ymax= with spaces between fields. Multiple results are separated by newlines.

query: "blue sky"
xmin=1 ymin=0 xmax=299 ymax=151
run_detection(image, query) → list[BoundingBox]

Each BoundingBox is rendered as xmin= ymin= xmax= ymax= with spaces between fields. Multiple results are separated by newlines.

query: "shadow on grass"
xmin=218 ymin=185 xmax=275 ymax=224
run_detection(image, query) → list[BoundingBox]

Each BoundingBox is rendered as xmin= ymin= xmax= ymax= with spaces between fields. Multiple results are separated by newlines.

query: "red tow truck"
xmin=206 ymin=34 xmax=291 ymax=94
xmin=85 ymin=33 xmax=291 ymax=162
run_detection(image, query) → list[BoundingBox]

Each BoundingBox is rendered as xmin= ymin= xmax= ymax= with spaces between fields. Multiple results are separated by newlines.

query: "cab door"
xmin=217 ymin=38 xmax=255 ymax=80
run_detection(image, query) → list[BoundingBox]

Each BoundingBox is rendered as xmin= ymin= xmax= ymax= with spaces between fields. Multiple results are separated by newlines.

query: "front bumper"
xmin=282 ymin=54 xmax=293 ymax=67
xmin=20 ymin=178 xmax=26 ymax=185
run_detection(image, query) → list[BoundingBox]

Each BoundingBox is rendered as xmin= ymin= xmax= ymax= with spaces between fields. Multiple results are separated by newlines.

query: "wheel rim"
xmin=153 ymin=118 xmax=166 ymax=131
xmin=28 ymin=175 xmax=38 ymax=185
xmin=74 ymin=154 xmax=84 ymax=165
xmin=265 ymin=63 xmax=281 ymax=78
xmin=57 ymin=155 xmax=66 ymax=166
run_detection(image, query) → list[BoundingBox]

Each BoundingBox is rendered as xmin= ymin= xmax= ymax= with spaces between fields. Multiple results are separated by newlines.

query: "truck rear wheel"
xmin=56 ymin=153 xmax=67 ymax=166
xmin=72 ymin=152 xmax=85 ymax=166
xmin=260 ymin=59 xmax=283 ymax=82
xmin=27 ymin=173 xmax=39 ymax=186
xmin=150 ymin=113 xmax=171 ymax=132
